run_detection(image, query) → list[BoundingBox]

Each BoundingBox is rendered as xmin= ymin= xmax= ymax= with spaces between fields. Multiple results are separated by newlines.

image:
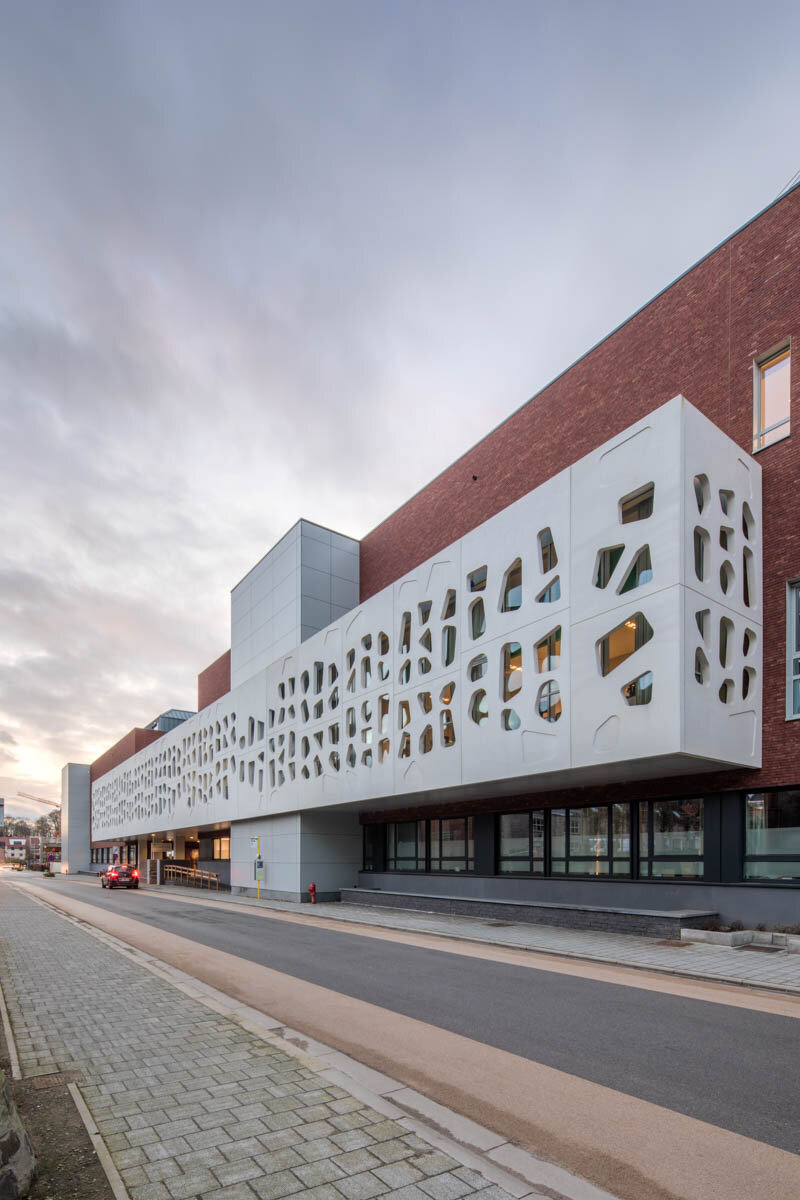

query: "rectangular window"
xmin=498 ymin=811 xmax=544 ymax=874
xmin=386 ymin=820 xmax=426 ymax=871
xmin=639 ymin=799 xmax=704 ymax=878
xmin=744 ymin=791 xmax=800 ymax=881
xmin=754 ymin=344 xmax=790 ymax=451
xmin=212 ymin=836 xmax=230 ymax=860
xmin=362 ymin=824 xmax=382 ymax=872
xmin=551 ymin=803 xmax=630 ymax=876
xmin=429 ymin=818 xmax=474 ymax=872
xmin=787 ymin=582 xmax=800 ymax=718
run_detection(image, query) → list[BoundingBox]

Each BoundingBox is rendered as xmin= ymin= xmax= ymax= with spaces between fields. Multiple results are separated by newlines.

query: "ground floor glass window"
xmin=744 ymin=791 xmax=800 ymax=881
xmin=639 ymin=799 xmax=704 ymax=878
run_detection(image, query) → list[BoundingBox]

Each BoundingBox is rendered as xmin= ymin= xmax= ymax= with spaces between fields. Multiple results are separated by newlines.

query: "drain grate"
xmin=31 ymin=1070 xmax=84 ymax=1090
xmin=737 ymin=944 xmax=784 ymax=953
xmin=486 ymin=921 xmax=513 ymax=928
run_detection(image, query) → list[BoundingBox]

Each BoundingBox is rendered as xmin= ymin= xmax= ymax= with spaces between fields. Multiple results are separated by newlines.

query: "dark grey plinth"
xmin=340 ymin=887 xmax=716 ymax=938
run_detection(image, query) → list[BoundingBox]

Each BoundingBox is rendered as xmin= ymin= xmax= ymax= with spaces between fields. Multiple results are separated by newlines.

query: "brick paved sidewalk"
xmin=128 ymin=882 xmax=800 ymax=995
xmin=0 ymin=885 xmax=559 ymax=1200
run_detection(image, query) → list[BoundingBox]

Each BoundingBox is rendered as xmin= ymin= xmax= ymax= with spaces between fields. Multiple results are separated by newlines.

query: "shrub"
xmin=728 ymin=920 xmax=744 ymax=932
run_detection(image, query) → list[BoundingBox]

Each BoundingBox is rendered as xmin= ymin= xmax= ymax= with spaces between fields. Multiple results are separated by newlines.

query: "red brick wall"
xmin=197 ymin=649 xmax=231 ymax=711
xmin=359 ymin=185 xmax=800 ymax=798
xmin=90 ymin=728 xmax=164 ymax=784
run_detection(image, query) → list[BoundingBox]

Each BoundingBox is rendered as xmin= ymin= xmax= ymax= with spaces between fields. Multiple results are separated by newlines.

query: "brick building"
xmin=63 ymin=184 xmax=800 ymax=927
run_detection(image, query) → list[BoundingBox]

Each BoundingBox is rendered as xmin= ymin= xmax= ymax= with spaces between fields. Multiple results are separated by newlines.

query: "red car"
xmin=100 ymin=865 xmax=139 ymax=890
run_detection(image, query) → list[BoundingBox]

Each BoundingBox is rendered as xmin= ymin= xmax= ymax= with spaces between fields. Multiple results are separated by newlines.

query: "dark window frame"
xmin=742 ymin=788 xmax=800 ymax=882
xmin=639 ymin=798 xmax=705 ymax=879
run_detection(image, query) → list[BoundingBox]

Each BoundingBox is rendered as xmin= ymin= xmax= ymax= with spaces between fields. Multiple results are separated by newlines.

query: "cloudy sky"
xmin=2 ymin=0 xmax=800 ymax=817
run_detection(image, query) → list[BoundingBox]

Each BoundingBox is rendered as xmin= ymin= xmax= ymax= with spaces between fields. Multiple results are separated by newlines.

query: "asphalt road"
xmin=44 ymin=878 xmax=800 ymax=1156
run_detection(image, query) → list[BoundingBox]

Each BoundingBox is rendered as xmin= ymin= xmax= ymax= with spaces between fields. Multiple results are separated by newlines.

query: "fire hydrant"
xmin=308 ymin=882 xmax=317 ymax=904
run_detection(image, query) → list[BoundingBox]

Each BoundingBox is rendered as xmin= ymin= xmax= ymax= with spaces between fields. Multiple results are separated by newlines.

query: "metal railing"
xmin=162 ymin=863 xmax=220 ymax=890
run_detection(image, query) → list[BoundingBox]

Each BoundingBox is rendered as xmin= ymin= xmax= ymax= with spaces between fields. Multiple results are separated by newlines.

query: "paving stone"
xmin=206 ymin=1185 xmax=260 ymax=1200
xmin=333 ymin=1149 xmax=384 ymax=1175
xmin=165 ymin=1167 xmax=220 ymax=1198
xmin=214 ymin=1157 xmax=263 ymax=1186
xmin=249 ymin=1168 xmax=305 ymax=1200
xmin=373 ymin=1162 xmax=425 ymax=1188
xmin=130 ymin=1183 xmax=172 ymax=1200
xmin=335 ymin=1170 xmax=392 ymax=1200
xmin=372 ymin=1140 xmax=416 ymax=1165
xmin=417 ymin=1173 xmax=474 ymax=1200
xmin=254 ymin=1147 xmax=305 ymax=1174
xmin=144 ymin=1160 xmax=183 ymax=1183
xmin=296 ymin=1136 xmax=340 ymax=1163
xmin=330 ymin=1130 xmax=376 ymax=1153
xmin=292 ymin=1159 xmax=345 ymax=1187
xmin=113 ymin=1146 xmax=148 ymax=1168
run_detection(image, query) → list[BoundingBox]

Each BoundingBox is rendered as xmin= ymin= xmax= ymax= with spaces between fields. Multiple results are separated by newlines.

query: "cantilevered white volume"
xmin=91 ymin=396 xmax=761 ymax=844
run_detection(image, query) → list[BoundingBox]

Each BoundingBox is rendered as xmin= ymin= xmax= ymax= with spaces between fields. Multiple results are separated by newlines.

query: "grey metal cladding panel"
xmin=301 ymin=563 xmax=332 ymax=603
xmin=300 ymin=534 xmax=332 ymax=573
xmin=301 ymin=595 xmax=333 ymax=631
xmin=331 ymin=546 xmax=359 ymax=582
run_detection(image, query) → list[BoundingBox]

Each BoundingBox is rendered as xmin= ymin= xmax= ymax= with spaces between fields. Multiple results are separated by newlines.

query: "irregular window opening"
xmin=346 ymin=744 xmax=356 ymax=768
xmin=418 ymin=691 xmax=432 ymax=713
xmin=313 ymin=699 xmax=323 ymax=720
xmin=419 ymin=627 xmax=432 ymax=652
xmin=314 ymin=730 xmax=323 ymax=747
xmin=535 ymin=627 xmax=561 ymax=673
xmin=693 ymin=474 xmax=709 ymax=514
xmin=598 ymin=612 xmax=654 ymax=676
xmin=419 ymin=656 xmax=432 ymax=675
xmin=719 ymin=678 xmax=734 ymax=704
xmin=742 ymin=502 xmax=755 ymax=540
xmin=620 ymin=483 xmax=654 ymax=524
xmin=362 ymin=700 xmax=372 ymax=723
xmin=379 ymin=694 xmax=390 ymax=734
xmin=720 ymin=526 xmax=732 ymax=552
xmin=346 ymin=707 xmax=356 ymax=738
xmin=329 ymin=687 xmax=340 ymax=710
xmin=361 ymin=748 xmax=373 ymax=767
xmin=278 ymin=684 xmax=285 ymax=701
xmin=696 ymin=609 xmax=709 ymax=642
xmin=420 ymin=725 xmax=433 ymax=754
xmin=269 ymin=709 xmax=275 ymax=729
xmin=313 ymin=662 xmax=324 ymax=694
xmin=362 ymin=727 xmax=372 ymax=745
xmin=289 ymin=677 xmax=295 ymax=695
xmin=313 ymin=756 xmax=322 ymax=777
xmin=469 ymin=654 xmax=487 ymax=681
xmin=379 ymin=632 xmax=390 ymax=656
xmin=468 ymin=566 xmax=487 ymax=592
xmin=301 ymin=670 xmax=310 ymax=694
xmin=362 ymin=634 xmax=372 ymax=651
xmin=743 ymin=628 xmax=756 ymax=657
xmin=379 ymin=738 xmax=391 ymax=763
xmin=503 ymin=642 xmax=523 ymax=700
xmin=362 ymin=657 xmax=372 ymax=687
xmin=538 ymin=528 xmax=558 ymax=572
xmin=443 ymin=625 xmax=456 ymax=666
xmin=399 ymin=700 xmax=411 ymax=728
xmin=400 ymin=612 xmax=411 ymax=654
xmin=742 ymin=667 xmax=755 ymax=700
xmin=743 ymin=547 xmax=754 ymax=608
xmin=719 ymin=489 xmax=733 ymax=516
xmin=720 ymin=560 xmax=734 ymax=596
xmin=595 ymin=546 xmax=624 ymax=589
xmin=470 ymin=597 xmax=486 ymax=638
xmin=440 ymin=681 xmax=455 ymax=704
xmin=441 ymin=709 xmax=456 ymax=747
xmin=470 ymin=689 xmax=488 ymax=725
xmin=399 ymin=732 xmax=411 ymax=758
xmin=399 ymin=659 xmax=411 ymax=684
xmin=301 ymin=765 xmax=310 ymax=780
xmin=346 ymin=669 xmax=356 ymax=693
xmin=378 ymin=659 xmax=390 ymax=681
xmin=329 ymin=751 xmax=340 ymax=771
xmin=301 ymin=736 xmax=310 ymax=758
xmin=502 ymin=708 xmax=521 ymax=731
xmin=501 ymin=559 xmax=522 ymax=612
xmin=536 ymin=680 xmax=562 ymax=722
xmin=536 ymin=577 xmax=561 ymax=603
xmin=622 ymin=671 xmax=653 ymax=706
xmin=300 ymin=700 xmax=309 ymax=723
xmin=418 ymin=600 xmax=432 ymax=624
xmin=329 ymin=664 xmax=338 ymax=685
xmin=328 ymin=724 xmax=339 ymax=745
xmin=619 ymin=546 xmax=653 ymax=594
xmin=693 ymin=527 xmax=709 ymax=582
xmin=719 ymin=617 xmax=733 ymax=668
xmin=442 ymin=589 xmax=457 ymax=620
xmin=346 ymin=649 xmax=355 ymax=670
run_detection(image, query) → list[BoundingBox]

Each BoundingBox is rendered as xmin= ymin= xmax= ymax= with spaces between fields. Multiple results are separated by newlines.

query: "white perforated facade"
xmin=90 ymin=396 xmax=762 ymax=895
